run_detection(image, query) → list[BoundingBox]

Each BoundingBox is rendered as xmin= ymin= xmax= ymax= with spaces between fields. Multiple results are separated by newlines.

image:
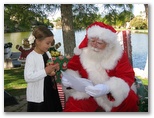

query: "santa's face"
xmin=89 ymin=37 xmax=107 ymax=52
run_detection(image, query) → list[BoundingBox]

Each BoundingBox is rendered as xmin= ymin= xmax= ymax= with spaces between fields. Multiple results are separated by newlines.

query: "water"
xmin=4 ymin=29 xmax=148 ymax=70
xmin=4 ymin=32 xmax=32 ymax=52
xmin=131 ymin=33 xmax=148 ymax=70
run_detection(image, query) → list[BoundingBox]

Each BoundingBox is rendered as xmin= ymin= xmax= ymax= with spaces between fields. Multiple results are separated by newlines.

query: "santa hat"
xmin=74 ymin=22 xmax=117 ymax=55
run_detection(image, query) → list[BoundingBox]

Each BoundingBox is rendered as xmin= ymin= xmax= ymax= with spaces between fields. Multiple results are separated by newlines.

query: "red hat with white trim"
xmin=74 ymin=22 xmax=117 ymax=55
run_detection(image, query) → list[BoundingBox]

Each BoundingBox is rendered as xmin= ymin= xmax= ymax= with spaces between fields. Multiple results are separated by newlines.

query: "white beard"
xmin=80 ymin=45 xmax=110 ymax=84
xmin=85 ymin=45 xmax=108 ymax=62
xmin=79 ymin=42 xmax=123 ymax=84
xmin=81 ymin=41 xmax=123 ymax=69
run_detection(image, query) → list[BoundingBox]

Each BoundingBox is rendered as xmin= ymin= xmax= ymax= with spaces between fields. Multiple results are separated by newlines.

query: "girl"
xmin=24 ymin=26 xmax=62 ymax=112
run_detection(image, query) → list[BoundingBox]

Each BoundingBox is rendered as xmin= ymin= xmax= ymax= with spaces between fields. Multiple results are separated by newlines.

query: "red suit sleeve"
xmin=108 ymin=52 xmax=135 ymax=87
xmin=67 ymin=55 xmax=88 ymax=78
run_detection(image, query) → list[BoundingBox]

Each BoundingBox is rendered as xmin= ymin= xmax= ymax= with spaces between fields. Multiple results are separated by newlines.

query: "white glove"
xmin=85 ymin=84 xmax=110 ymax=97
xmin=61 ymin=76 xmax=72 ymax=87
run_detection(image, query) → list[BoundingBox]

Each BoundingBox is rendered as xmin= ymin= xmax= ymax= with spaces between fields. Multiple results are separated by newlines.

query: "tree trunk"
xmin=61 ymin=4 xmax=76 ymax=56
xmin=144 ymin=4 xmax=148 ymax=27
xmin=144 ymin=4 xmax=148 ymax=19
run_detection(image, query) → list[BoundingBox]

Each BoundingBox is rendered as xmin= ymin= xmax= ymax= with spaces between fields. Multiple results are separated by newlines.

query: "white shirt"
xmin=24 ymin=50 xmax=51 ymax=103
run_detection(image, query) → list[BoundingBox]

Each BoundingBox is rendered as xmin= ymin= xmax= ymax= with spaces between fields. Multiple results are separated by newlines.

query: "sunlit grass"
xmin=4 ymin=67 xmax=27 ymax=96
xmin=136 ymin=76 xmax=148 ymax=86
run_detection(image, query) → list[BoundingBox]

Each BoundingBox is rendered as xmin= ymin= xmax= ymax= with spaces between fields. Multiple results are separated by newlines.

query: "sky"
xmin=133 ymin=4 xmax=145 ymax=16
xmin=48 ymin=4 xmax=145 ymax=20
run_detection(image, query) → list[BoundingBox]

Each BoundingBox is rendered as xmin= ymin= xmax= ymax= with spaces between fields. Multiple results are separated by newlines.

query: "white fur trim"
xmin=94 ymin=96 xmax=113 ymax=112
xmin=81 ymin=75 xmax=128 ymax=111
xmin=87 ymin=25 xmax=117 ymax=43
xmin=104 ymin=77 xmax=130 ymax=107
xmin=74 ymin=47 xmax=82 ymax=55
xmin=70 ymin=91 xmax=90 ymax=100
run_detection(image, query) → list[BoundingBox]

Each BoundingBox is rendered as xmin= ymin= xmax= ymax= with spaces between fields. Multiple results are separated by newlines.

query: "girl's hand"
xmin=49 ymin=63 xmax=60 ymax=76
xmin=49 ymin=71 xmax=56 ymax=76
xmin=45 ymin=63 xmax=59 ymax=75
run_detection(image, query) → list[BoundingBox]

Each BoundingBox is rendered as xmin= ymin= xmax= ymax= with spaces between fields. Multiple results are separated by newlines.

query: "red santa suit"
xmin=62 ymin=22 xmax=139 ymax=112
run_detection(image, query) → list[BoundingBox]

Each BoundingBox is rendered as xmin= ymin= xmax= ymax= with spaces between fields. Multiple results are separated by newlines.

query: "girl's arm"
xmin=24 ymin=54 xmax=46 ymax=83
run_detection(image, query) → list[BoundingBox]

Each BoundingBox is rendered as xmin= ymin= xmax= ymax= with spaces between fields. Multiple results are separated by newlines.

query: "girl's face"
xmin=35 ymin=36 xmax=54 ymax=54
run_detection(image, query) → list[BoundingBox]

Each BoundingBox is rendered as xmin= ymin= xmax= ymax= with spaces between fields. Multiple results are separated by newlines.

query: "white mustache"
xmin=91 ymin=47 xmax=100 ymax=52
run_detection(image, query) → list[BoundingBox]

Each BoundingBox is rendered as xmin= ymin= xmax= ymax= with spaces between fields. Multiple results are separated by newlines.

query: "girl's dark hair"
xmin=32 ymin=25 xmax=54 ymax=40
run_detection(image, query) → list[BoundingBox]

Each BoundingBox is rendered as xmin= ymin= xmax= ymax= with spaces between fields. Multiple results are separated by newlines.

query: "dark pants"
xmin=27 ymin=102 xmax=45 ymax=112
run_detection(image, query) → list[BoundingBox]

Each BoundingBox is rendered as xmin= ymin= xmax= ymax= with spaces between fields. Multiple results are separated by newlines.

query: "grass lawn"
xmin=4 ymin=67 xmax=26 ymax=96
xmin=135 ymin=76 xmax=148 ymax=112
xmin=4 ymin=67 xmax=148 ymax=112
xmin=137 ymin=76 xmax=148 ymax=86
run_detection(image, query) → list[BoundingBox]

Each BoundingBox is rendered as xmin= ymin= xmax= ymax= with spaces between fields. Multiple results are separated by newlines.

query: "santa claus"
xmin=62 ymin=22 xmax=139 ymax=112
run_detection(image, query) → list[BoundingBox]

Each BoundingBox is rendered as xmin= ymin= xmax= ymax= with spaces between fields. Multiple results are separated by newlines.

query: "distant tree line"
xmin=4 ymin=4 xmax=148 ymax=55
xmin=130 ymin=16 xmax=148 ymax=29
xmin=4 ymin=4 xmax=142 ymax=33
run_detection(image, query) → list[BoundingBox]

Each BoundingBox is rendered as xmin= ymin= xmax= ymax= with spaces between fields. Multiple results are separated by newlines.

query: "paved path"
xmin=4 ymin=84 xmax=65 ymax=112
xmin=4 ymin=95 xmax=27 ymax=112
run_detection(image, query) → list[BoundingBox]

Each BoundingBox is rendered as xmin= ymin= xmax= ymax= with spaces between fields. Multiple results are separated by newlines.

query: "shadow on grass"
xmin=4 ymin=67 xmax=26 ymax=96
xmin=5 ymin=88 xmax=26 ymax=97
xmin=4 ymin=67 xmax=24 ymax=82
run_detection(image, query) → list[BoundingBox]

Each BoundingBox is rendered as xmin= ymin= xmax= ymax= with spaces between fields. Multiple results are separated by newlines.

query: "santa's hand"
xmin=61 ymin=76 xmax=72 ymax=87
xmin=85 ymin=84 xmax=110 ymax=97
